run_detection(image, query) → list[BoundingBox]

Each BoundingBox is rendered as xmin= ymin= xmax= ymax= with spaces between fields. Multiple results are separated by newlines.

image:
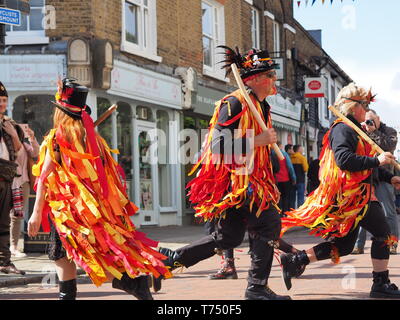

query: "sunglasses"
xmin=260 ymin=71 xmax=277 ymax=79
xmin=344 ymin=97 xmax=370 ymax=110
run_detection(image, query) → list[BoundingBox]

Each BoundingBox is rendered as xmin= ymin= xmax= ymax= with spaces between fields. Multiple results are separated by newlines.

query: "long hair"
xmin=53 ymin=108 xmax=86 ymax=147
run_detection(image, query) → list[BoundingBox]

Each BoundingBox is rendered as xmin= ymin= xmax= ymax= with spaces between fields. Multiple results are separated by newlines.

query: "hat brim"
xmin=241 ymin=64 xmax=279 ymax=80
xmin=51 ymin=101 xmax=92 ymax=120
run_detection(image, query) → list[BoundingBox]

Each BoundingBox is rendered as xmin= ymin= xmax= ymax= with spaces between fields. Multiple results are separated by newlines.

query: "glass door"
xmin=135 ymin=121 xmax=158 ymax=225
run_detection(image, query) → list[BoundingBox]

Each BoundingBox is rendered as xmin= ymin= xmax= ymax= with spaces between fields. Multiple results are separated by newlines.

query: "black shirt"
xmin=329 ymin=115 xmax=393 ymax=184
xmin=211 ymin=95 xmax=270 ymax=156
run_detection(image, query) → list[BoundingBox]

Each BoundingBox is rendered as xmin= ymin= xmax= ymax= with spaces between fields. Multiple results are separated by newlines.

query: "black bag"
xmin=0 ymin=158 xmax=18 ymax=182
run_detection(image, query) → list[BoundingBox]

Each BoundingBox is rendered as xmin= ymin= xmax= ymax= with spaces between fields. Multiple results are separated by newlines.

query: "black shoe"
xmin=245 ymin=284 xmax=291 ymax=300
xmin=370 ymin=271 xmax=400 ymax=299
xmin=280 ymin=251 xmax=309 ymax=290
xmin=59 ymin=279 xmax=77 ymax=300
xmin=152 ymin=247 xmax=183 ymax=293
xmin=112 ymin=274 xmax=153 ymax=300
xmin=0 ymin=263 xmax=26 ymax=275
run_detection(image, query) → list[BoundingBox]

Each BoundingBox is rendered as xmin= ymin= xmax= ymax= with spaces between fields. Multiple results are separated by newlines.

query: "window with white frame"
xmin=202 ymin=0 xmax=226 ymax=81
xmin=272 ymin=21 xmax=280 ymax=53
xmin=5 ymin=0 xmax=48 ymax=45
xmin=122 ymin=0 xmax=161 ymax=62
xmin=251 ymin=7 xmax=260 ymax=49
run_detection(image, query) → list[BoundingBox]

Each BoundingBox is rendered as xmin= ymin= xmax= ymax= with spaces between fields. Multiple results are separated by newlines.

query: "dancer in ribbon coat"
xmin=28 ymin=79 xmax=171 ymax=300
xmin=280 ymin=83 xmax=400 ymax=299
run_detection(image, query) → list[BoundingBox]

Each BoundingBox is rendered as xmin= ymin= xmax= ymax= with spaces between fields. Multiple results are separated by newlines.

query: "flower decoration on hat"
xmin=366 ymin=88 xmax=377 ymax=104
xmin=217 ymin=45 xmax=279 ymax=80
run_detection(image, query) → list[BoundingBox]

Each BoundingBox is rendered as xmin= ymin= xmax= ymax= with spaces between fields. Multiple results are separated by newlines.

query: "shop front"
xmin=267 ymin=92 xmax=302 ymax=148
xmin=182 ymin=84 xmax=228 ymax=224
xmin=97 ymin=59 xmax=183 ymax=227
xmin=0 ymin=54 xmax=67 ymax=252
xmin=1 ymin=54 xmax=67 ymax=143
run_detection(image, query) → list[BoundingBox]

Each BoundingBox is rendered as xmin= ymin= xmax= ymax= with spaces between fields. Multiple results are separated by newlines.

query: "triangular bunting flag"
xmin=312 ymin=0 xmax=317 ymax=5
xmin=322 ymin=0 xmax=325 ymax=4
xmin=297 ymin=1 xmax=301 ymax=7
xmin=305 ymin=0 xmax=309 ymax=6
xmin=331 ymin=0 xmax=334 ymax=4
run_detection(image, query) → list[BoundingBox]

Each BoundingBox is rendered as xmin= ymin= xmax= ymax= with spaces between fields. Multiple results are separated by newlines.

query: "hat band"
xmin=57 ymin=100 xmax=84 ymax=113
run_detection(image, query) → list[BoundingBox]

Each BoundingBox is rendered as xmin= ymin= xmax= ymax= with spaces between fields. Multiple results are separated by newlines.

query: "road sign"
xmin=3 ymin=0 xmax=30 ymax=14
xmin=0 ymin=7 xmax=20 ymax=26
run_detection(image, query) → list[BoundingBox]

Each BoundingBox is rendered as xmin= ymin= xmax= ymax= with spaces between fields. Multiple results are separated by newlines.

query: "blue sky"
xmin=293 ymin=0 xmax=400 ymax=130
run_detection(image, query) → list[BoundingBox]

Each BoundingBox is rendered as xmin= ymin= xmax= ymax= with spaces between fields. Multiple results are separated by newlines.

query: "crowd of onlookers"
xmin=272 ymin=142 xmax=313 ymax=214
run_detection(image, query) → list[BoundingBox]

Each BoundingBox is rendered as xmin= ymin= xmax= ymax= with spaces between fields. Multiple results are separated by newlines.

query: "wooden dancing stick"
xmin=231 ymin=64 xmax=284 ymax=160
xmin=94 ymin=104 xmax=117 ymax=127
xmin=328 ymin=105 xmax=400 ymax=171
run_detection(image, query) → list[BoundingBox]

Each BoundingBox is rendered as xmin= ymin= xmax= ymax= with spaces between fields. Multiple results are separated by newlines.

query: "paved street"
xmin=0 ymin=226 xmax=399 ymax=300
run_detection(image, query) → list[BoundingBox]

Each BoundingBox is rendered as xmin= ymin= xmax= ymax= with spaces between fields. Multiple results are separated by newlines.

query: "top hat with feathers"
xmin=217 ymin=46 xmax=279 ymax=80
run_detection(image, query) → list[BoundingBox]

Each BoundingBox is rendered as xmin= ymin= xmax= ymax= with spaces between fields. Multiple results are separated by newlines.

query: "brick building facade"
xmin=0 ymin=0 xmax=352 ymax=227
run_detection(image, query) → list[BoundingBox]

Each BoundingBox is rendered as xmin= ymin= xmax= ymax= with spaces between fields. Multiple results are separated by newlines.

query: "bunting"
xmin=296 ymin=0 xmax=356 ymax=7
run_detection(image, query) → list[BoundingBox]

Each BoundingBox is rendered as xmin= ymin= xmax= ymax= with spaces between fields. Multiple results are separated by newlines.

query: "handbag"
xmin=0 ymin=158 xmax=18 ymax=182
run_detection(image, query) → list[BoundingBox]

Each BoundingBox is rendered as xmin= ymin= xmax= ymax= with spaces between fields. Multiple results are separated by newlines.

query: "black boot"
xmin=59 ymin=279 xmax=77 ymax=300
xmin=280 ymin=250 xmax=309 ymax=290
xmin=245 ymin=284 xmax=291 ymax=300
xmin=112 ymin=273 xmax=153 ymax=300
xmin=370 ymin=270 xmax=400 ymax=299
xmin=152 ymin=247 xmax=183 ymax=293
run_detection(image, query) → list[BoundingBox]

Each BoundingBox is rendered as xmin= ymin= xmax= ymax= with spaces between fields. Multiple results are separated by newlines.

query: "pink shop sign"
xmin=8 ymin=65 xmax=60 ymax=83
xmin=110 ymin=61 xmax=182 ymax=108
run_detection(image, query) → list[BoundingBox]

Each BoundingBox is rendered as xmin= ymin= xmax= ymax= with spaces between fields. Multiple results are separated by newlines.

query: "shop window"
xmin=202 ymin=0 xmax=226 ymax=81
xmin=136 ymin=105 xmax=153 ymax=121
xmin=183 ymin=116 xmax=210 ymax=210
xmin=12 ymin=94 xmax=54 ymax=144
xmin=156 ymin=110 xmax=172 ymax=208
xmin=5 ymin=0 xmax=49 ymax=45
xmin=121 ymin=0 xmax=161 ymax=62
xmin=272 ymin=21 xmax=280 ymax=53
xmin=117 ymin=102 xmax=133 ymax=180
xmin=97 ymin=98 xmax=113 ymax=147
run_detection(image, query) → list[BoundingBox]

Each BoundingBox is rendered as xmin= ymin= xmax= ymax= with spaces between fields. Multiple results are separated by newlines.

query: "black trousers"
xmin=277 ymin=181 xmax=292 ymax=213
xmin=0 ymin=180 xmax=12 ymax=266
xmin=177 ymin=202 xmax=281 ymax=285
xmin=314 ymin=201 xmax=391 ymax=260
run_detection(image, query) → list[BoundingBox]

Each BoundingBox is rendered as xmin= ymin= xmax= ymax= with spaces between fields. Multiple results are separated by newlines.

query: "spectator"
xmin=307 ymin=157 xmax=321 ymax=195
xmin=353 ymin=110 xmax=399 ymax=255
xmin=285 ymin=144 xmax=296 ymax=210
xmin=0 ymin=81 xmax=25 ymax=274
xmin=9 ymin=123 xmax=39 ymax=257
xmin=290 ymin=145 xmax=309 ymax=208
xmin=274 ymin=142 xmax=296 ymax=214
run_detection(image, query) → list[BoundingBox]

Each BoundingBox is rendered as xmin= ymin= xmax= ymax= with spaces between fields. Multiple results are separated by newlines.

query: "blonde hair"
xmin=53 ymin=108 xmax=86 ymax=147
xmin=334 ymin=82 xmax=369 ymax=116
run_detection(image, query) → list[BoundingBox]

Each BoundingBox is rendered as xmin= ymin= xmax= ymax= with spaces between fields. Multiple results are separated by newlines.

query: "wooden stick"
xmin=329 ymin=105 xmax=400 ymax=171
xmin=231 ymin=64 xmax=284 ymax=160
xmin=94 ymin=104 xmax=117 ymax=127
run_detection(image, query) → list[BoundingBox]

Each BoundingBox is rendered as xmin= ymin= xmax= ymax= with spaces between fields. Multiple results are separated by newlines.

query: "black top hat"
xmin=217 ymin=46 xmax=279 ymax=80
xmin=52 ymin=78 xmax=91 ymax=119
xmin=0 ymin=82 xmax=8 ymax=97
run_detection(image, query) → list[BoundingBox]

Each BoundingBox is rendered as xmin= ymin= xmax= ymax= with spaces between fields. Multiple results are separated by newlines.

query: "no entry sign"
xmin=305 ymin=77 xmax=325 ymax=98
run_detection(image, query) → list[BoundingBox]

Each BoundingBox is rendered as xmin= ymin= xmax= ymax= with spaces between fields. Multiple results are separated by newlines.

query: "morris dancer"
xmin=28 ymin=79 xmax=171 ymax=300
xmin=280 ymin=83 xmax=400 ymax=298
xmin=152 ymin=47 xmax=299 ymax=300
